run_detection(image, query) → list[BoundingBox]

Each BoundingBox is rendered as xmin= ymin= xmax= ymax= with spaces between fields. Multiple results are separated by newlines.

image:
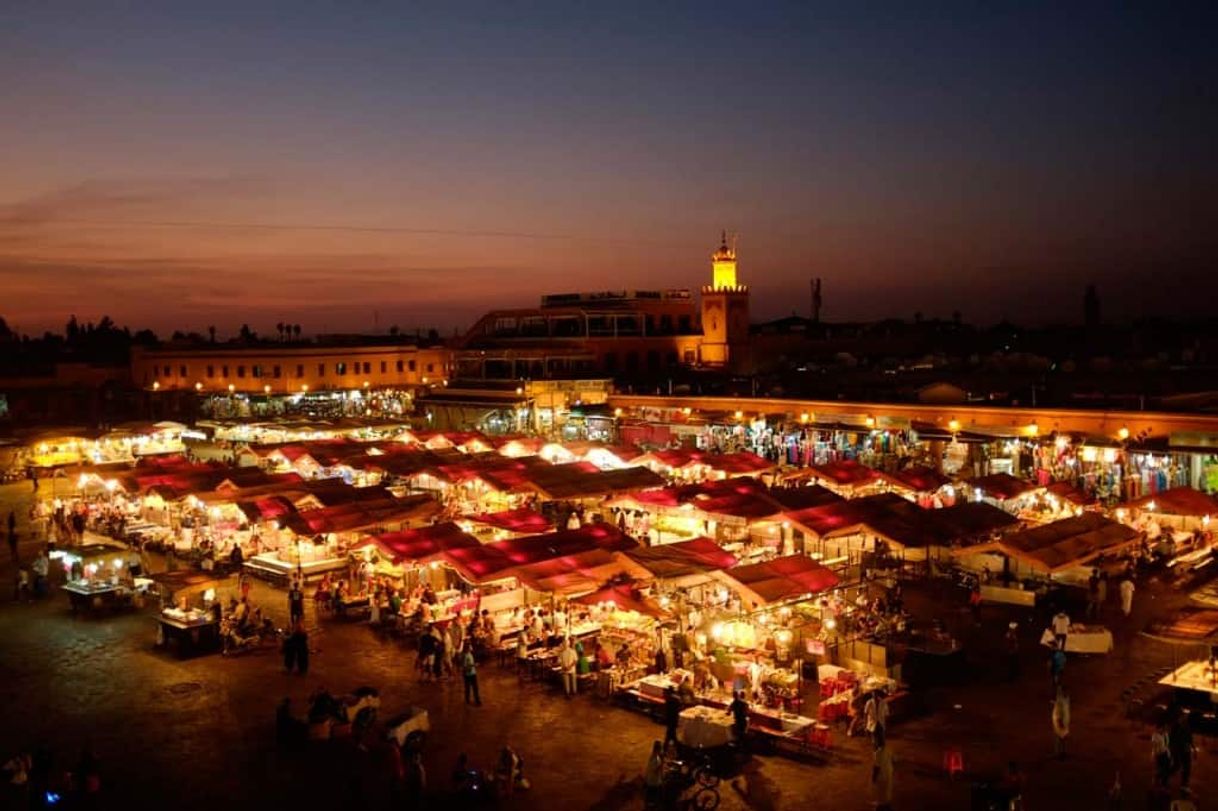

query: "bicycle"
xmin=656 ymin=750 xmax=721 ymax=810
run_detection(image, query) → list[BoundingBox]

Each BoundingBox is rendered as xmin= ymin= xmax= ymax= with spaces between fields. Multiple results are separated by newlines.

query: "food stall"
xmin=953 ymin=513 xmax=1142 ymax=599
xmin=458 ymin=507 xmax=553 ymax=542
xmin=1129 ymin=487 xmax=1216 ymax=532
xmin=56 ymin=544 xmax=146 ymax=613
xmin=245 ymin=493 xmax=440 ymax=583
xmin=149 ymin=570 xmax=227 ymax=655
xmin=1160 ymin=658 xmax=1218 ymax=702
xmin=964 ymin=472 xmax=1043 ymax=515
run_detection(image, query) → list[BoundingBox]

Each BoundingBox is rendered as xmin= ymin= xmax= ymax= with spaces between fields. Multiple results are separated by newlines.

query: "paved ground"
xmin=0 ymin=479 xmax=1213 ymax=810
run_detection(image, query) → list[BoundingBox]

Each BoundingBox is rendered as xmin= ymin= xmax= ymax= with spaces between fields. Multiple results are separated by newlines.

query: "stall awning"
xmin=718 ymin=555 xmax=840 ymax=606
xmin=571 ymin=582 xmax=668 ymax=618
xmin=968 ymin=472 xmax=1038 ymax=501
xmin=1130 ymin=487 xmax=1218 ymax=517
xmin=442 ymin=523 xmax=637 ymax=583
xmin=282 ymin=493 xmax=440 ymax=536
xmin=624 ymin=537 xmax=739 ymax=579
xmin=525 ymin=463 xmax=665 ymax=500
xmin=508 ymin=549 xmax=650 ymax=595
xmin=462 ymin=507 xmax=553 ymax=535
xmin=879 ymin=465 xmax=952 ymax=494
xmin=805 ymin=459 xmax=880 ymax=489
xmin=767 ymin=485 xmax=845 ymax=511
xmin=954 ymin=513 xmax=1140 ymax=573
xmin=354 ymin=522 xmax=481 ymax=565
xmin=701 ymin=451 xmax=775 ymax=476
xmin=1045 ymin=481 xmax=1097 ymax=507
xmin=147 ymin=570 xmax=226 ymax=594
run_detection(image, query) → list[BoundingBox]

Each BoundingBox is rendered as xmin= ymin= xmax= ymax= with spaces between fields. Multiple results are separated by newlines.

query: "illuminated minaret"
xmin=700 ymin=231 xmax=750 ymax=367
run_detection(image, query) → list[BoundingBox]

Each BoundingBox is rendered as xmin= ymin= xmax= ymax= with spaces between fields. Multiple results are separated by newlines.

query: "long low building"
xmin=605 ymin=394 xmax=1218 ymax=447
xmin=131 ymin=340 xmax=450 ymax=394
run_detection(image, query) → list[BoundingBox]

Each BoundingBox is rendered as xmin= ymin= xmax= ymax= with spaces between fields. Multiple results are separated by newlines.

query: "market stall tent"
xmin=506 ymin=549 xmax=651 ymax=595
xmin=460 ymin=507 xmax=553 ymax=538
xmin=441 ymin=523 xmax=637 ymax=584
xmin=352 ymin=522 xmax=481 ymax=566
xmin=700 ymin=451 xmax=776 ymax=479
xmin=1130 ymin=487 xmax=1217 ymax=530
xmin=767 ymin=484 xmax=846 ymax=511
xmin=523 ymin=463 xmax=665 ymax=501
xmin=716 ymin=555 xmax=840 ymax=608
xmin=878 ymin=465 xmax=954 ymax=500
xmin=571 ymin=582 xmax=669 ymax=618
xmin=953 ymin=512 xmax=1140 ymax=575
xmin=1045 ymin=481 xmax=1097 ymax=507
xmin=802 ymin=459 xmax=882 ymax=495
xmin=624 ymin=537 xmax=739 ymax=581
xmin=281 ymin=493 xmax=440 ymax=536
xmin=966 ymin=472 xmax=1042 ymax=511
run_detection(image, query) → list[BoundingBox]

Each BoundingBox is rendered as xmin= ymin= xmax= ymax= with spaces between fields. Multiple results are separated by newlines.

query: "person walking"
xmin=864 ymin=690 xmax=889 ymax=748
xmin=558 ymin=640 xmax=578 ymax=697
xmin=663 ymin=687 xmax=681 ymax=747
xmin=1097 ymin=571 xmax=1109 ymax=614
xmin=1096 ymin=567 xmax=1105 ymax=618
xmin=1005 ymin=622 xmax=1021 ymax=681
xmin=1051 ymin=610 xmax=1071 ymax=650
xmin=728 ymin=690 xmax=750 ymax=750
xmin=284 ymin=619 xmax=309 ymax=674
xmin=1152 ymin=721 xmax=1173 ymax=789
xmin=434 ymin=630 xmax=448 ymax=681
xmin=418 ymin=625 xmax=437 ymax=681
xmin=871 ymin=739 xmax=895 ymax=811
xmin=644 ymin=741 xmax=665 ymax=808
xmin=1120 ymin=576 xmax=1136 ymax=617
xmin=1051 ymin=686 xmax=1070 ymax=759
xmin=31 ymin=548 xmax=49 ymax=598
xmin=1049 ymin=645 xmax=1067 ymax=690
xmin=1169 ymin=712 xmax=1195 ymax=790
xmin=462 ymin=644 xmax=481 ymax=706
xmin=288 ymin=581 xmax=305 ymax=626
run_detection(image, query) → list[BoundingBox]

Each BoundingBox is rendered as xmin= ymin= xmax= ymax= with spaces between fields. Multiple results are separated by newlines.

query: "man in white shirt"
xmin=1052 ymin=611 xmax=1071 ymax=649
xmin=558 ymin=641 xmax=578 ymax=696
xmin=31 ymin=549 xmax=50 ymax=598
xmin=1120 ymin=577 xmax=1136 ymax=617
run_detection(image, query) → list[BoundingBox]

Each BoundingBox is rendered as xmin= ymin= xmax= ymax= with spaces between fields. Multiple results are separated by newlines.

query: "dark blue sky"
xmin=1 ymin=2 xmax=1214 ymax=334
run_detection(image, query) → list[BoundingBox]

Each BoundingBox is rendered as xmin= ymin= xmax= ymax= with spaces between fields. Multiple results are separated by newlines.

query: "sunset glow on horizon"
xmin=2 ymin=3 xmax=1214 ymax=336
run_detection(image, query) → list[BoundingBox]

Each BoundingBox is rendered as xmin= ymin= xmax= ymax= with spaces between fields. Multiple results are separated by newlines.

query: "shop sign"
xmin=1170 ymin=432 xmax=1218 ymax=451
xmin=806 ymin=639 xmax=826 ymax=656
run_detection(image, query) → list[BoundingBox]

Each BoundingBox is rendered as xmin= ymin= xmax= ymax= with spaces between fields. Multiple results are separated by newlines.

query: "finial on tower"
xmin=711 ymin=230 xmax=738 ymax=288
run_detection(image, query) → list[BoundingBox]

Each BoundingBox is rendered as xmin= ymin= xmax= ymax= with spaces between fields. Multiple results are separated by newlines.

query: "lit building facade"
xmin=130 ymin=342 xmax=450 ymax=394
xmin=699 ymin=232 xmax=750 ymax=368
xmin=456 ymin=234 xmax=751 ymax=379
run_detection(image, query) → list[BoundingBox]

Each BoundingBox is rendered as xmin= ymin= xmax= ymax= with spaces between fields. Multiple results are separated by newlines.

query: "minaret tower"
xmin=700 ymin=231 xmax=750 ymax=367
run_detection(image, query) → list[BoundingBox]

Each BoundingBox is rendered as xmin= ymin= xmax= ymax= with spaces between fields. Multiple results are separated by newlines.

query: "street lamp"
xmin=227 ymin=384 xmax=235 ymax=393
xmin=195 ymin=382 xmax=203 ymax=392
xmin=301 ymin=384 xmax=309 ymax=393
xmin=263 ymin=384 xmax=271 ymax=395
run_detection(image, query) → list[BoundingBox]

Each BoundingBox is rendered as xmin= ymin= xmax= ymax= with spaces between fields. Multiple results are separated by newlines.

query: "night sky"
xmin=1 ymin=2 xmax=1214 ymax=335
